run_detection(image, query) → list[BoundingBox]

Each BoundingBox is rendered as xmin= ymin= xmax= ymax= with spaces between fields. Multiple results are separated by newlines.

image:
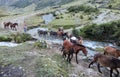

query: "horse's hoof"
xmin=99 ymin=71 xmax=102 ymax=73
xmin=88 ymin=66 xmax=90 ymax=68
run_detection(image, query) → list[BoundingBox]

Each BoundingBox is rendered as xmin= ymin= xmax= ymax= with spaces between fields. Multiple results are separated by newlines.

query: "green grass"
xmin=62 ymin=0 xmax=89 ymax=8
xmin=48 ymin=12 xmax=91 ymax=29
xmin=24 ymin=15 xmax=44 ymax=26
xmin=35 ymin=53 xmax=71 ymax=77
xmin=0 ymin=42 xmax=72 ymax=77
xmin=109 ymin=0 xmax=120 ymax=8
xmin=50 ymin=19 xmax=80 ymax=25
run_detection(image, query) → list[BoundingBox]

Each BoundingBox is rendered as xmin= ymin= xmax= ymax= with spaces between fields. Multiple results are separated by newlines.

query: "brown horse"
xmin=62 ymin=39 xmax=88 ymax=64
xmin=104 ymin=46 xmax=120 ymax=58
xmin=89 ymin=53 xmax=120 ymax=77
xmin=10 ymin=23 xmax=18 ymax=30
xmin=57 ymin=30 xmax=64 ymax=37
xmin=3 ymin=22 xmax=12 ymax=29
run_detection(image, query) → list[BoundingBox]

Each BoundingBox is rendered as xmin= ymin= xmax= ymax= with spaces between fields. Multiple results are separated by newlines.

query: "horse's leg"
xmin=4 ymin=25 xmax=6 ymax=29
xmin=97 ymin=63 xmax=102 ymax=73
xmin=104 ymin=50 xmax=107 ymax=55
xmin=69 ymin=48 xmax=74 ymax=62
xmin=110 ymin=68 xmax=113 ymax=77
xmin=67 ymin=53 xmax=71 ymax=63
xmin=88 ymin=61 xmax=94 ymax=68
xmin=62 ymin=50 xmax=66 ymax=58
xmin=75 ymin=52 xmax=79 ymax=64
xmin=15 ymin=26 xmax=17 ymax=31
xmin=115 ymin=68 xmax=119 ymax=77
xmin=70 ymin=53 xmax=73 ymax=62
xmin=10 ymin=26 xmax=12 ymax=30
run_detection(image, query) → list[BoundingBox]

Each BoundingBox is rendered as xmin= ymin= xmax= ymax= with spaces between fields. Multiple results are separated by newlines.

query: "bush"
xmin=80 ymin=20 xmax=120 ymax=41
xmin=13 ymin=33 xmax=32 ymax=43
xmin=67 ymin=5 xmax=99 ymax=14
xmin=72 ymin=28 xmax=80 ymax=37
xmin=80 ymin=15 xmax=84 ymax=19
xmin=0 ymin=36 xmax=12 ymax=42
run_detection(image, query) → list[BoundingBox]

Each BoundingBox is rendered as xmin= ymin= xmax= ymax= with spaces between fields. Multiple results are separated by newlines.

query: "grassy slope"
xmin=109 ymin=0 xmax=120 ymax=8
xmin=0 ymin=42 xmax=71 ymax=77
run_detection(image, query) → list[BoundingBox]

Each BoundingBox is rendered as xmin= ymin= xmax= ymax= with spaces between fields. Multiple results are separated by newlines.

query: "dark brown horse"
xmin=49 ymin=31 xmax=57 ymax=37
xmin=37 ymin=29 xmax=48 ymax=36
xmin=104 ymin=46 xmax=120 ymax=58
xmin=10 ymin=23 xmax=18 ymax=30
xmin=89 ymin=53 xmax=120 ymax=77
xmin=62 ymin=39 xmax=88 ymax=64
xmin=3 ymin=22 xmax=12 ymax=29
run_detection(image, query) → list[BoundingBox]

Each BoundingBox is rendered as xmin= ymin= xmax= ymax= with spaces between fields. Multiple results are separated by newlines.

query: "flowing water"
xmin=0 ymin=42 xmax=19 ymax=47
xmin=26 ymin=27 xmax=119 ymax=57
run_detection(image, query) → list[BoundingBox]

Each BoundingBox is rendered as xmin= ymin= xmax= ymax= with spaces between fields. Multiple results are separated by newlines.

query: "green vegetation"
xmin=33 ymin=41 xmax=47 ymax=49
xmin=0 ymin=36 xmax=12 ymax=42
xmin=11 ymin=0 xmax=73 ymax=10
xmin=52 ymin=24 xmax=75 ymax=29
xmin=25 ymin=15 xmax=44 ymax=26
xmin=108 ymin=0 xmax=120 ymax=9
xmin=36 ymin=54 xmax=71 ymax=77
xmin=67 ymin=5 xmax=99 ymax=14
xmin=80 ymin=20 xmax=120 ymax=41
xmin=72 ymin=28 xmax=81 ymax=37
xmin=0 ymin=9 xmax=9 ymax=18
xmin=12 ymin=33 xmax=33 ymax=43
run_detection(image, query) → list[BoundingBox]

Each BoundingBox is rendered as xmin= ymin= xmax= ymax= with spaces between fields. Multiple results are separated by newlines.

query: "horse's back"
xmin=63 ymin=40 xmax=72 ymax=50
xmin=104 ymin=46 xmax=116 ymax=53
xmin=94 ymin=53 xmax=116 ymax=67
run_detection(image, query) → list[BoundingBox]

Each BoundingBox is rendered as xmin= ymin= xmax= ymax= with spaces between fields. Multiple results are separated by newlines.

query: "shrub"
xmin=80 ymin=15 xmax=84 ymax=19
xmin=0 ymin=36 xmax=12 ymax=42
xmin=72 ymin=28 xmax=80 ymax=37
xmin=13 ymin=33 xmax=32 ymax=43
xmin=67 ymin=5 xmax=99 ymax=14
xmin=80 ymin=20 xmax=120 ymax=41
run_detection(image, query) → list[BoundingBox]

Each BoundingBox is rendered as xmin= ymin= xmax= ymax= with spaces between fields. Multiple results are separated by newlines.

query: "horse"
xmin=49 ymin=31 xmax=57 ymax=37
xmin=88 ymin=53 xmax=120 ymax=77
xmin=61 ymin=38 xmax=73 ymax=62
xmin=104 ymin=46 xmax=120 ymax=58
xmin=62 ymin=39 xmax=88 ymax=64
xmin=3 ymin=22 xmax=12 ymax=29
xmin=57 ymin=30 xmax=64 ymax=37
xmin=10 ymin=23 xmax=18 ymax=30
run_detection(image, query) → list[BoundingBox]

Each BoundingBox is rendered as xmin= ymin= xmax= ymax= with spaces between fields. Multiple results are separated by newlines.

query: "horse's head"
xmin=74 ymin=44 xmax=88 ymax=56
xmin=82 ymin=46 xmax=88 ymax=56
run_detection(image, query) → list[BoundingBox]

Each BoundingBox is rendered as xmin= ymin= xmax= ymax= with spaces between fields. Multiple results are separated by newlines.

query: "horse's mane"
xmin=75 ymin=43 xmax=86 ymax=48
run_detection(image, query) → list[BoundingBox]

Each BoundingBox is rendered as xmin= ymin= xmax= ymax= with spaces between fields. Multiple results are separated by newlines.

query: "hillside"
xmin=0 ymin=0 xmax=73 ymax=13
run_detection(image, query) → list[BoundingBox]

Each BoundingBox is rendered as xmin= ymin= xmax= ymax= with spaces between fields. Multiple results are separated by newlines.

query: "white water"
xmin=0 ymin=42 xmax=19 ymax=47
